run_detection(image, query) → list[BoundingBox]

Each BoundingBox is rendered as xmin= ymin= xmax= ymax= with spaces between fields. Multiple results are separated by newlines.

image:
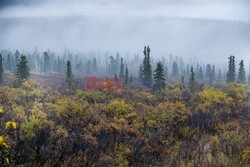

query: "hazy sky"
xmin=1 ymin=0 xmax=250 ymax=21
xmin=0 ymin=0 xmax=250 ymax=64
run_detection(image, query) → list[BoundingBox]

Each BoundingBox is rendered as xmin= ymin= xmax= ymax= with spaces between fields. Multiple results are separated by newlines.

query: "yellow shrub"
xmin=0 ymin=136 xmax=8 ymax=148
xmin=104 ymin=100 xmax=132 ymax=118
xmin=5 ymin=158 xmax=9 ymax=164
xmin=0 ymin=106 xmax=3 ymax=114
xmin=242 ymin=146 xmax=250 ymax=161
xmin=6 ymin=121 xmax=17 ymax=129
xmin=191 ymin=87 xmax=232 ymax=112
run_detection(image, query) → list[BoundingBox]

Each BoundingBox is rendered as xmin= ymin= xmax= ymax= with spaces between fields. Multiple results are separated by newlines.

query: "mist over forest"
xmin=0 ymin=1 xmax=250 ymax=167
xmin=0 ymin=0 xmax=250 ymax=65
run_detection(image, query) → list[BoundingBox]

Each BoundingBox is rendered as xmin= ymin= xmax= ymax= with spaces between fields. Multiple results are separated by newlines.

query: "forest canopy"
xmin=0 ymin=46 xmax=249 ymax=166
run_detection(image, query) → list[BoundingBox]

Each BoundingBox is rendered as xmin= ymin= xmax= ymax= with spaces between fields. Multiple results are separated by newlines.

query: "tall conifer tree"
xmin=124 ymin=66 xmax=129 ymax=85
xmin=141 ymin=46 xmax=152 ymax=87
xmin=218 ymin=69 xmax=222 ymax=80
xmin=93 ymin=57 xmax=98 ymax=72
xmin=238 ymin=60 xmax=246 ymax=83
xmin=119 ymin=58 xmax=124 ymax=79
xmin=227 ymin=55 xmax=236 ymax=82
xmin=188 ymin=66 xmax=197 ymax=93
xmin=139 ymin=64 xmax=143 ymax=80
xmin=198 ymin=67 xmax=204 ymax=79
xmin=43 ymin=51 xmax=50 ymax=73
xmin=172 ymin=61 xmax=179 ymax=77
xmin=154 ymin=61 xmax=165 ymax=89
xmin=66 ymin=60 xmax=74 ymax=86
xmin=205 ymin=64 xmax=212 ymax=78
xmin=0 ymin=54 xmax=3 ymax=85
xmin=15 ymin=55 xmax=30 ymax=80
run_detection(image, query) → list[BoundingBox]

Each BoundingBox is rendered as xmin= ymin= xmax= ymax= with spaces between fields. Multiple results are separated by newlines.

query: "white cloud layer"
xmin=0 ymin=0 xmax=249 ymax=21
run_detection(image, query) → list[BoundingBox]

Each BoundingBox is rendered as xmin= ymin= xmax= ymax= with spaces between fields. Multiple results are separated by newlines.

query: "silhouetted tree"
xmin=154 ymin=61 xmax=165 ymax=89
xmin=76 ymin=59 xmax=83 ymax=72
xmin=125 ymin=66 xmax=129 ymax=85
xmin=227 ymin=55 xmax=236 ymax=82
xmin=165 ymin=66 xmax=168 ymax=80
xmin=212 ymin=65 xmax=216 ymax=81
xmin=0 ymin=54 xmax=3 ymax=85
xmin=185 ymin=64 xmax=190 ymax=78
xmin=181 ymin=76 xmax=185 ymax=88
xmin=238 ymin=60 xmax=246 ymax=83
xmin=43 ymin=51 xmax=50 ymax=73
xmin=93 ymin=57 xmax=98 ymax=72
xmin=109 ymin=56 xmax=117 ymax=75
xmin=197 ymin=67 xmax=204 ymax=79
xmin=141 ymin=46 xmax=152 ymax=87
xmin=188 ymin=66 xmax=197 ymax=93
xmin=86 ymin=60 xmax=91 ymax=74
xmin=172 ymin=61 xmax=179 ymax=77
xmin=6 ymin=54 xmax=12 ymax=71
xmin=119 ymin=58 xmax=124 ymax=79
xmin=14 ymin=50 xmax=20 ymax=66
xmin=209 ymin=73 xmax=213 ymax=86
xmin=139 ymin=64 xmax=143 ymax=80
xmin=130 ymin=73 xmax=133 ymax=84
xmin=116 ymin=52 xmax=120 ymax=74
xmin=205 ymin=64 xmax=212 ymax=78
xmin=66 ymin=60 xmax=74 ymax=86
xmin=15 ymin=55 xmax=30 ymax=80
xmin=218 ymin=69 xmax=222 ymax=81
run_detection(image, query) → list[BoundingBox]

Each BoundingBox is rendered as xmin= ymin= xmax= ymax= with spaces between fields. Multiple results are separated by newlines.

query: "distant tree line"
xmin=0 ymin=48 xmax=249 ymax=87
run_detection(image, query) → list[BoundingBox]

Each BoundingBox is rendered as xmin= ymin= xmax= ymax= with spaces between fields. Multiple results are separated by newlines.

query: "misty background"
xmin=0 ymin=0 xmax=250 ymax=69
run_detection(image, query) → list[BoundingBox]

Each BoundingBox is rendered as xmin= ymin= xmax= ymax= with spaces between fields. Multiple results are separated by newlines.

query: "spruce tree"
xmin=119 ymin=57 xmax=124 ymax=79
xmin=15 ymin=55 xmax=30 ymax=80
xmin=86 ymin=60 xmax=91 ymax=74
xmin=6 ymin=54 xmax=12 ymax=71
xmin=76 ymin=59 xmax=83 ymax=72
xmin=0 ymin=54 xmax=3 ymax=85
xmin=181 ymin=76 xmax=185 ymax=88
xmin=66 ymin=60 xmax=74 ymax=86
xmin=198 ymin=67 xmax=204 ymax=79
xmin=130 ymin=73 xmax=133 ymax=84
xmin=109 ymin=56 xmax=117 ymax=75
xmin=116 ymin=52 xmax=120 ymax=74
xmin=172 ymin=61 xmax=179 ymax=77
xmin=124 ymin=66 xmax=129 ymax=85
xmin=93 ymin=57 xmax=98 ymax=72
xmin=188 ymin=66 xmax=197 ymax=93
xmin=186 ymin=65 xmax=190 ymax=78
xmin=212 ymin=65 xmax=216 ymax=81
xmin=218 ymin=69 xmax=222 ymax=80
xmin=195 ymin=64 xmax=200 ymax=76
xmin=153 ymin=61 xmax=165 ymax=89
xmin=205 ymin=64 xmax=212 ymax=78
xmin=114 ymin=73 xmax=117 ymax=81
xmin=209 ymin=73 xmax=213 ymax=86
xmin=238 ymin=60 xmax=246 ymax=83
xmin=43 ymin=51 xmax=50 ymax=73
xmin=141 ymin=46 xmax=152 ymax=87
xmin=227 ymin=55 xmax=236 ymax=82
xmin=56 ymin=56 xmax=61 ymax=73
xmin=165 ymin=66 xmax=168 ymax=80
xmin=15 ymin=50 xmax=20 ymax=66
xmin=139 ymin=64 xmax=143 ymax=80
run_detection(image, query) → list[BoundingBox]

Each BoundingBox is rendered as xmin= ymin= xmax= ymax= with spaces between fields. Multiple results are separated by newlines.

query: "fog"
xmin=0 ymin=0 xmax=250 ymax=64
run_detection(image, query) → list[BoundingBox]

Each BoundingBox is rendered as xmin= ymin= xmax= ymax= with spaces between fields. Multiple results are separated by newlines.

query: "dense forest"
xmin=0 ymin=46 xmax=249 ymax=167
